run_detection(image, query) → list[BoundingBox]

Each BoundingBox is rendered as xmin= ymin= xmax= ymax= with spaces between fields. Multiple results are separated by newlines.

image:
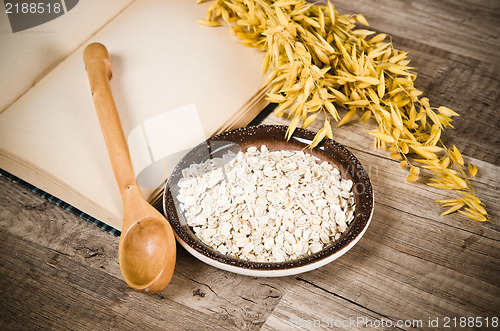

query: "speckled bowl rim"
xmin=163 ymin=125 xmax=373 ymax=276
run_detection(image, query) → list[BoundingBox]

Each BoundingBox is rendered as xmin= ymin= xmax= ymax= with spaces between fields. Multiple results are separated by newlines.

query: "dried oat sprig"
xmin=198 ymin=0 xmax=490 ymax=223
xmin=430 ymin=145 xmax=490 ymax=222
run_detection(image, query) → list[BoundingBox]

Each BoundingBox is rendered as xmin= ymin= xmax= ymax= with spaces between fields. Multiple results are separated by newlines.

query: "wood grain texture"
xmin=0 ymin=175 xmax=286 ymax=330
xmin=0 ymin=231 xmax=237 ymax=331
xmin=1 ymin=0 xmax=499 ymax=329
xmin=333 ymin=0 xmax=500 ymax=63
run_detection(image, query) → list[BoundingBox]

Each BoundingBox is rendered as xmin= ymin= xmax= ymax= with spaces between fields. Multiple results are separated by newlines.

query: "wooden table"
xmin=1 ymin=0 xmax=498 ymax=329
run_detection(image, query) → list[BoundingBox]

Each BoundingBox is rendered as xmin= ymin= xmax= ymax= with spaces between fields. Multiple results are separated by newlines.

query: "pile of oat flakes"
xmin=176 ymin=145 xmax=355 ymax=262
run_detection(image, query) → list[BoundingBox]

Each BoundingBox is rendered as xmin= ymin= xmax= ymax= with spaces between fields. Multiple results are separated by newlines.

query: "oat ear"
xmin=198 ymin=0 xmax=489 ymax=222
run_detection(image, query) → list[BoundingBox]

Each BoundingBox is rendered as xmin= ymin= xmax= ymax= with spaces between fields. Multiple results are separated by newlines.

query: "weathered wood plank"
xmin=262 ymin=279 xmax=398 ymax=331
xmin=263 ymin=200 xmax=498 ymax=330
xmin=0 ymin=231 xmax=236 ymax=331
xmin=0 ymin=175 xmax=285 ymax=330
xmin=162 ymin=250 xmax=287 ymax=330
xmin=264 ymin=233 xmax=499 ymax=330
xmin=302 ymin=234 xmax=498 ymax=319
xmin=0 ymin=175 xmax=122 ymax=279
xmin=331 ymin=0 xmax=500 ymax=63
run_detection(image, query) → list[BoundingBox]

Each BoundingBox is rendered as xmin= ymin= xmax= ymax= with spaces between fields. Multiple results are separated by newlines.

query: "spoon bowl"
xmin=119 ymin=215 xmax=175 ymax=292
xmin=83 ymin=42 xmax=176 ymax=293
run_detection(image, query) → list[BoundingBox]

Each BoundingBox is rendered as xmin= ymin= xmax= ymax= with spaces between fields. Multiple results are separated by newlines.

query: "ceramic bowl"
xmin=163 ymin=125 xmax=373 ymax=277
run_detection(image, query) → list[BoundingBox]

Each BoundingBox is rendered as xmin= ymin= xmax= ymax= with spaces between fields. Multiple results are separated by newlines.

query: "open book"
xmin=0 ymin=0 xmax=269 ymax=231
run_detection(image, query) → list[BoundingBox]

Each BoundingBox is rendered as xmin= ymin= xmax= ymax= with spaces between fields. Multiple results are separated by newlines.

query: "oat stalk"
xmin=197 ymin=0 xmax=490 ymax=223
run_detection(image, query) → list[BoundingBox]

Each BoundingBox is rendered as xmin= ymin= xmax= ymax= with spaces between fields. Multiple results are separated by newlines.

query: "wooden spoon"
xmin=83 ymin=43 xmax=176 ymax=293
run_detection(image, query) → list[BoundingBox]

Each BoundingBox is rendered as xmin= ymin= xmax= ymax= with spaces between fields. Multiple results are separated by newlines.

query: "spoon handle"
xmin=83 ymin=43 xmax=138 ymax=203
